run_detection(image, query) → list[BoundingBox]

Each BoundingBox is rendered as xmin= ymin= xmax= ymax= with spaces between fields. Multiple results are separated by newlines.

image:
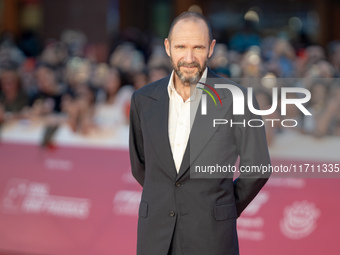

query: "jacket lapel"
xmin=145 ymin=76 xmax=177 ymax=180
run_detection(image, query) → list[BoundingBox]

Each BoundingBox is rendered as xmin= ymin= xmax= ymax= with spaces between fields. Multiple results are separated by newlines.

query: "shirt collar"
xmin=167 ymin=67 xmax=208 ymax=102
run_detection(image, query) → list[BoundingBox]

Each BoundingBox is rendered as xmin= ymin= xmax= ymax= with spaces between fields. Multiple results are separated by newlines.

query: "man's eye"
xmin=177 ymin=46 xmax=184 ymax=49
xmin=195 ymin=46 xmax=203 ymax=49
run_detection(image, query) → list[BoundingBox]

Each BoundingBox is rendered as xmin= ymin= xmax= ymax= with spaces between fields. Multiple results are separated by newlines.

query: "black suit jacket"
xmin=129 ymin=68 xmax=271 ymax=255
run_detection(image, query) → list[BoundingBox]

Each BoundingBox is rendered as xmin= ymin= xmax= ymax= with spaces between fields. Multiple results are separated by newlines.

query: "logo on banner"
xmin=113 ymin=190 xmax=141 ymax=216
xmin=1 ymin=179 xmax=91 ymax=219
xmin=280 ymin=201 xmax=320 ymax=239
xmin=243 ymin=191 xmax=269 ymax=216
xmin=237 ymin=191 xmax=270 ymax=241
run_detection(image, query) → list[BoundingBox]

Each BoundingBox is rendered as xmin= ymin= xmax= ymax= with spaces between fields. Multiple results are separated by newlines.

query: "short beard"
xmin=170 ymin=56 xmax=208 ymax=86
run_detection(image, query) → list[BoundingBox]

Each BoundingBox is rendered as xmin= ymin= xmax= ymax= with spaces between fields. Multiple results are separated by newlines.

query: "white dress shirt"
xmin=167 ymin=68 xmax=207 ymax=172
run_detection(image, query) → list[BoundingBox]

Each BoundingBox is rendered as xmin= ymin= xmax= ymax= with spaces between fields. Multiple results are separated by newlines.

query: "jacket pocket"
xmin=139 ymin=201 xmax=148 ymax=218
xmin=214 ymin=203 xmax=237 ymax=221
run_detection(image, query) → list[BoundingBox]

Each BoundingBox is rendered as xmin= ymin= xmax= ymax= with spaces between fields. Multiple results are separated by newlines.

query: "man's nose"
xmin=183 ymin=49 xmax=195 ymax=63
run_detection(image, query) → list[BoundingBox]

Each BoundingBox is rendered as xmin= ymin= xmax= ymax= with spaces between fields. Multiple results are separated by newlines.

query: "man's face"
xmin=165 ymin=19 xmax=215 ymax=85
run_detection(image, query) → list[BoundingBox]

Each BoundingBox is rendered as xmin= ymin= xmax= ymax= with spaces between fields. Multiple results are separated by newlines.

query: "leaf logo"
xmin=197 ymin=82 xmax=223 ymax=106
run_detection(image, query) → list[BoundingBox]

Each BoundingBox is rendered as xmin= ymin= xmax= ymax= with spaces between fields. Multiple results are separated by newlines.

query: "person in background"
xmin=0 ymin=68 xmax=29 ymax=123
xmin=30 ymin=64 xmax=63 ymax=117
xmin=303 ymin=80 xmax=330 ymax=136
xmin=148 ymin=65 xmax=171 ymax=83
xmin=327 ymin=40 xmax=340 ymax=77
xmin=133 ymin=69 xmax=149 ymax=90
xmin=296 ymin=45 xmax=326 ymax=78
xmin=61 ymin=83 xmax=96 ymax=135
xmin=271 ymin=39 xmax=296 ymax=78
xmin=93 ymin=67 xmax=133 ymax=134
xmin=229 ymin=20 xmax=261 ymax=53
xmin=313 ymin=85 xmax=340 ymax=137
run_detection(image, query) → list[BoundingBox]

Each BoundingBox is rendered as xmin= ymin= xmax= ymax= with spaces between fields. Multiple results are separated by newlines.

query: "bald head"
xmin=167 ymin=12 xmax=213 ymax=44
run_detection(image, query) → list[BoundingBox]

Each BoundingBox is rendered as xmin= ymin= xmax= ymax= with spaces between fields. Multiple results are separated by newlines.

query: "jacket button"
xmin=175 ymin=182 xmax=181 ymax=187
xmin=169 ymin=211 xmax=176 ymax=217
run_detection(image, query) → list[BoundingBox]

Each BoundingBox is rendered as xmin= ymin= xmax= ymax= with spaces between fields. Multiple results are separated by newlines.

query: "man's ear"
xmin=164 ymin=38 xmax=171 ymax=57
xmin=208 ymin=39 xmax=216 ymax=58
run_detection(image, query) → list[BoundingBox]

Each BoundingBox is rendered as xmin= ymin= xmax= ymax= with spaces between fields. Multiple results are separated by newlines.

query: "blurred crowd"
xmin=1 ymin=26 xmax=340 ymax=146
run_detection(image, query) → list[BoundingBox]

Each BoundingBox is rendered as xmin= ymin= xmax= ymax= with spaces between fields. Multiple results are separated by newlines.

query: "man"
xmin=129 ymin=12 xmax=271 ymax=255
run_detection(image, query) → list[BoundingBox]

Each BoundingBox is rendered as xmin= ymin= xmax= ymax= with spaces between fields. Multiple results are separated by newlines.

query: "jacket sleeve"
xmin=129 ymin=92 xmax=145 ymax=187
xmin=233 ymin=93 xmax=271 ymax=217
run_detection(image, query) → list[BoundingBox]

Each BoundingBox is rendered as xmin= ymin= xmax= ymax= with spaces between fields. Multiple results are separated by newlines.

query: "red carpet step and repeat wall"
xmin=0 ymin=123 xmax=340 ymax=255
